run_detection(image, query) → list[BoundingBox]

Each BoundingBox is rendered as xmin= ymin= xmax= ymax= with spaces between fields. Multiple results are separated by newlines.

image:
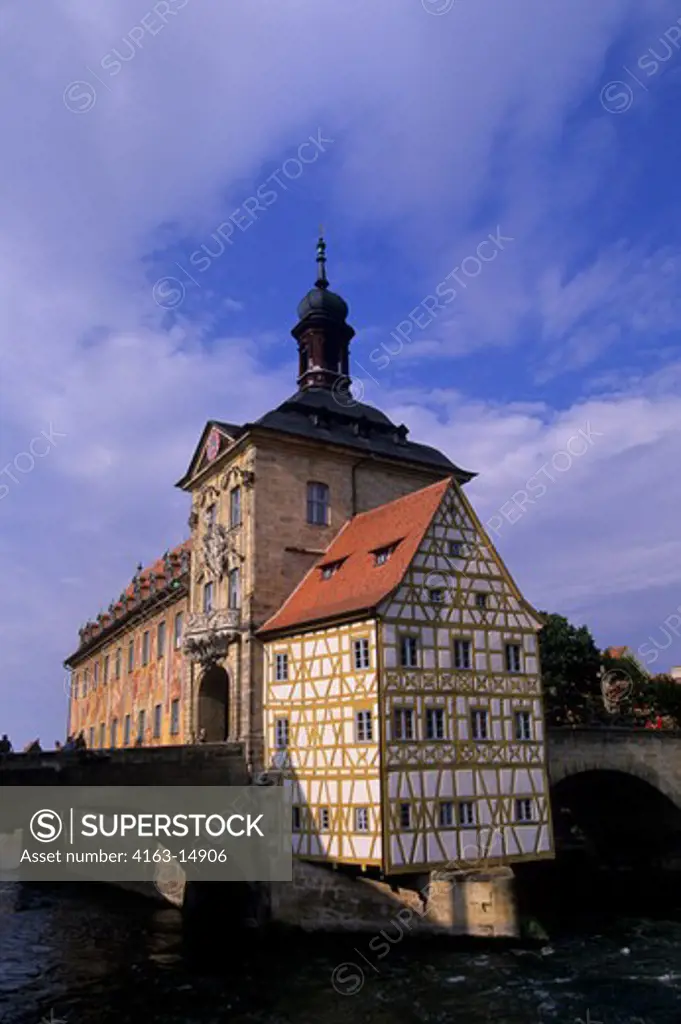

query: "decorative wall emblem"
xmin=202 ymin=523 xmax=231 ymax=579
xmin=183 ymin=609 xmax=240 ymax=665
xmin=205 ymin=427 xmax=220 ymax=462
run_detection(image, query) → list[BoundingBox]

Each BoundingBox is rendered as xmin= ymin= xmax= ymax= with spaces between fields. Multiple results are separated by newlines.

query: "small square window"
xmin=448 ymin=540 xmax=464 ymax=557
xmin=425 ymin=707 xmax=445 ymax=740
xmin=459 ymin=801 xmax=475 ymax=826
xmin=292 ymin=806 xmax=302 ymax=831
xmin=429 ymin=588 xmax=445 ymax=604
xmin=506 ymin=643 xmax=522 ymax=672
xmin=275 ymin=652 xmax=289 ymax=681
xmin=275 ymin=717 xmax=289 ymax=749
xmin=355 ymin=709 xmax=373 ymax=742
xmin=319 ymin=807 xmax=330 ymax=832
xmin=399 ymin=803 xmax=412 ymax=830
xmin=400 ymin=635 xmax=418 ymax=668
xmin=354 ymin=807 xmax=369 ymax=833
xmin=374 ymin=544 xmax=396 ymax=566
xmin=515 ymin=798 xmax=533 ymax=822
xmin=453 ymin=639 xmax=472 ymax=670
xmin=475 ymin=592 xmax=488 ymax=609
xmin=514 ymin=711 xmax=532 ymax=741
xmin=153 ymin=704 xmax=162 ymax=739
xmin=439 ymin=801 xmax=454 ymax=827
xmin=471 ymin=709 xmax=488 ymax=740
xmin=353 ymin=638 xmax=370 ymax=670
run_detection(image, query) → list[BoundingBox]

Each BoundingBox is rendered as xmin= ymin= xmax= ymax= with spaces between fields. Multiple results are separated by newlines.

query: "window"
xmin=203 ymin=581 xmax=213 ymax=614
xmin=453 ymin=639 xmax=472 ymax=670
xmin=425 ymin=707 xmax=445 ymax=740
xmin=229 ymin=486 xmax=242 ymax=528
xmin=353 ymin=638 xmax=370 ymax=670
xmin=73 ymin=673 xmax=79 ymax=698
xmin=228 ymin=568 xmax=240 ymax=609
xmin=307 ymin=482 xmax=329 ymax=526
xmin=103 ymin=656 xmax=109 ymax=685
xmin=89 ymin=727 xmax=94 ymax=748
xmin=400 ymin=635 xmax=418 ymax=668
xmin=205 ymin=503 xmax=217 ymax=528
xmin=142 ymin=631 xmax=150 ymax=666
xmin=153 ymin=704 xmax=162 ymax=739
xmin=93 ymin=661 xmax=99 ymax=686
xmin=320 ymin=559 xmax=345 ymax=580
xmin=429 ymin=588 xmax=445 ymax=604
xmin=506 ymin=643 xmax=522 ymax=672
xmin=514 ymin=711 xmax=532 ymax=741
xmin=448 ymin=540 xmax=464 ymax=557
xmin=292 ymin=806 xmax=302 ymax=831
xmin=174 ymin=612 xmax=183 ymax=650
xmin=399 ymin=803 xmax=412 ymax=830
xmin=124 ymin=715 xmax=131 ymax=746
xmin=275 ymin=717 xmax=289 ymax=749
xmin=515 ymin=798 xmax=534 ymax=823
xmin=471 ymin=709 xmax=489 ymax=740
xmin=127 ymin=640 xmax=134 ymax=673
xmin=319 ymin=807 xmax=330 ymax=832
xmin=275 ymin=652 xmax=289 ymax=681
xmin=137 ymin=709 xmax=146 ymax=743
xmin=170 ymin=699 xmax=180 ymax=735
xmin=374 ymin=544 xmax=396 ymax=566
xmin=475 ymin=592 xmax=488 ymax=609
xmin=459 ymin=801 xmax=476 ymax=826
xmin=393 ymin=707 xmax=414 ymax=741
xmin=355 ymin=709 xmax=373 ymax=742
xmin=157 ymin=621 xmax=166 ymax=660
xmin=82 ymin=669 xmax=88 ymax=697
xmin=110 ymin=719 xmax=118 ymax=748
xmin=115 ymin=648 xmax=121 ymax=680
xmin=354 ymin=807 xmax=369 ymax=833
xmin=99 ymin=723 xmax=105 ymax=748
xmin=439 ymin=801 xmax=454 ymax=827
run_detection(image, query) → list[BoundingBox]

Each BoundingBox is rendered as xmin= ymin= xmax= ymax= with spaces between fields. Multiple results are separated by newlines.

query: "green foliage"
xmin=538 ymin=612 xmax=603 ymax=726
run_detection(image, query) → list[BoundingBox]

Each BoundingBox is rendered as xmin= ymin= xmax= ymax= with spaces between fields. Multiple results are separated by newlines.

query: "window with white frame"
xmin=354 ymin=807 xmax=369 ymax=833
xmin=505 ymin=643 xmax=522 ymax=672
xmin=400 ymin=635 xmax=418 ymax=667
xmin=353 ymin=637 xmax=370 ymax=670
xmin=459 ymin=801 xmax=476 ymax=826
xmin=471 ymin=708 xmax=489 ymax=740
xmin=425 ymin=707 xmax=445 ymax=740
xmin=514 ymin=710 xmax=532 ymax=740
xmin=275 ymin=717 xmax=289 ymax=749
xmin=399 ymin=803 xmax=412 ymax=829
xmin=275 ymin=652 xmax=289 ymax=681
xmin=355 ymin=709 xmax=373 ymax=742
xmin=438 ymin=801 xmax=454 ymax=827
xmin=515 ymin=798 xmax=534 ymax=822
xmin=393 ymin=706 xmax=414 ymax=740
xmin=229 ymin=486 xmax=242 ymax=528
xmin=453 ymin=638 xmax=472 ymax=670
xmin=307 ymin=482 xmax=329 ymax=525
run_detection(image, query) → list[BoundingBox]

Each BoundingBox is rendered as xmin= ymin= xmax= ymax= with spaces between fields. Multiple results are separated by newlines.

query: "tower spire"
xmin=315 ymin=233 xmax=328 ymax=290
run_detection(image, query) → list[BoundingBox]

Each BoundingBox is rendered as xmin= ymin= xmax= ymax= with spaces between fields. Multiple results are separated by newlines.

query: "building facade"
xmin=260 ymin=478 xmax=552 ymax=874
xmin=64 ymin=238 xmax=551 ymax=884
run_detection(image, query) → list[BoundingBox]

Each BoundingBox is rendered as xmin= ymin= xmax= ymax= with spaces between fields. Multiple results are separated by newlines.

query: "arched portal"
xmin=197 ymin=665 xmax=230 ymax=742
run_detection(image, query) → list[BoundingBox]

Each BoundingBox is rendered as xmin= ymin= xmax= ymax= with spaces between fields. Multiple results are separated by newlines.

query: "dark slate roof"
xmin=250 ymin=389 xmax=475 ymax=481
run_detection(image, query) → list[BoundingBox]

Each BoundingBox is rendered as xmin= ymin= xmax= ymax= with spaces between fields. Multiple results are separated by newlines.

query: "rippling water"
xmin=1 ymin=881 xmax=680 ymax=1024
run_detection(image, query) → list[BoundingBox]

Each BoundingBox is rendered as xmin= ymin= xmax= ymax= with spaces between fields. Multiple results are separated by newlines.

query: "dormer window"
xmin=320 ymin=559 xmax=344 ymax=580
xmin=374 ymin=543 xmax=397 ymax=566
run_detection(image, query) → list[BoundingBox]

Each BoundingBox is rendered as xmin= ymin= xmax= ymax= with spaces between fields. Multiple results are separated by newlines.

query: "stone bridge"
xmin=547 ymin=726 xmax=681 ymax=810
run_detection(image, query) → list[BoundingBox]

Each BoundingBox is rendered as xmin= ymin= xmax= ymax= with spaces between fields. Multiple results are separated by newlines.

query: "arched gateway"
xmin=197 ymin=664 xmax=230 ymax=742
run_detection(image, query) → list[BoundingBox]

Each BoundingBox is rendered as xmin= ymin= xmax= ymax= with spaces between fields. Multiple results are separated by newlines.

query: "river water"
xmin=0 ymin=881 xmax=679 ymax=1024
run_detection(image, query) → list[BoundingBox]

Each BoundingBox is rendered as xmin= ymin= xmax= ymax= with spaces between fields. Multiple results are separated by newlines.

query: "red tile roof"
xmin=259 ymin=478 xmax=452 ymax=636
xmin=605 ymin=646 xmax=629 ymax=659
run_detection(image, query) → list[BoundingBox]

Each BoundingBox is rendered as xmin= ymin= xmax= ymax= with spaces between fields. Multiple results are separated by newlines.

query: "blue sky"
xmin=2 ymin=0 xmax=681 ymax=745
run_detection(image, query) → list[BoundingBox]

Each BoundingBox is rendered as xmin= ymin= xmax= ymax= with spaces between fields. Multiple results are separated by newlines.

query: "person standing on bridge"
xmin=0 ymin=734 xmax=12 ymax=754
